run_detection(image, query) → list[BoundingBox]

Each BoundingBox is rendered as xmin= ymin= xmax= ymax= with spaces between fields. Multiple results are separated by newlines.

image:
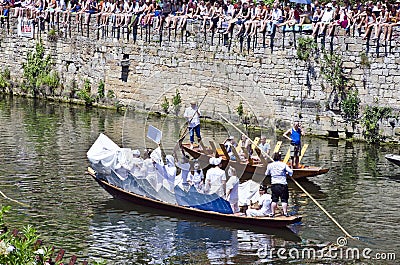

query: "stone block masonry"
xmin=0 ymin=17 xmax=399 ymax=142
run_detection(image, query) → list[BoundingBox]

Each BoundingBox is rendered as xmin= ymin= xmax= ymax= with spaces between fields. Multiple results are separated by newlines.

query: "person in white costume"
xmin=246 ymin=185 xmax=273 ymax=217
xmin=226 ymin=166 xmax=240 ymax=213
xmin=187 ymin=162 xmax=204 ymax=192
xmin=154 ymin=155 xmax=177 ymax=192
xmin=204 ymin=157 xmax=226 ymax=197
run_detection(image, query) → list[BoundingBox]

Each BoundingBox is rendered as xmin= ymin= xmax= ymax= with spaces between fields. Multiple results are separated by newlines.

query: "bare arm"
xmin=283 ymin=128 xmax=291 ymax=140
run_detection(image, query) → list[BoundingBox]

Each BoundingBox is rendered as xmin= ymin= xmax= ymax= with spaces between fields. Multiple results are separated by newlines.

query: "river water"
xmin=0 ymin=95 xmax=398 ymax=264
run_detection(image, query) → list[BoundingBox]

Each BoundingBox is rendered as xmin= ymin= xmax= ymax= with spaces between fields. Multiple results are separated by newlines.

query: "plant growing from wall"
xmin=77 ymin=79 xmax=95 ymax=106
xmin=341 ymin=89 xmax=361 ymax=129
xmin=320 ymin=52 xmax=360 ymax=128
xmin=22 ymin=40 xmax=55 ymax=97
xmin=161 ymin=96 xmax=170 ymax=114
xmin=237 ymin=101 xmax=244 ymax=117
xmin=107 ymin=90 xmax=115 ymax=98
xmin=97 ymin=80 xmax=105 ymax=100
xmin=47 ymin=28 xmax=58 ymax=42
xmin=361 ymin=106 xmax=392 ymax=144
xmin=297 ymin=37 xmax=317 ymax=109
xmin=172 ymin=89 xmax=182 ymax=115
xmin=0 ymin=68 xmax=10 ymax=92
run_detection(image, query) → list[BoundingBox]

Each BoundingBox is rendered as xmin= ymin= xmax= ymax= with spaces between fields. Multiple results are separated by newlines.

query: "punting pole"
xmin=0 ymin=190 xmax=29 ymax=207
xmin=290 ymin=176 xmax=356 ymax=240
xmin=179 ymin=92 xmax=208 ymax=142
xmin=219 ymin=114 xmax=356 ymax=240
xmin=219 ymin=113 xmax=274 ymax=162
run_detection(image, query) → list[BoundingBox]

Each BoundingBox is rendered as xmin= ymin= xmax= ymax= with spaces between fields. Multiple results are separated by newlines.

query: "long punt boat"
xmin=181 ymin=143 xmax=329 ymax=180
xmin=87 ymin=167 xmax=302 ymax=228
xmin=87 ymin=133 xmax=302 ymax=229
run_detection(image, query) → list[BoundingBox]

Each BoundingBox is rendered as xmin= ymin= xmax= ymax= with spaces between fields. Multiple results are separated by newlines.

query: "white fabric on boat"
xmin=238 ymin=180 xmax=260 ymax=206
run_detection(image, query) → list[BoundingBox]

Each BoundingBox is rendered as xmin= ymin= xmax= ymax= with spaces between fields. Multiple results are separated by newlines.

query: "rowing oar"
xmin=219 ymin=114 xmax=274 ymax=162
xmin=290 ymin=176 xmax=356 ymax=240
xmin=178 ymin=92 xmax=208 ymax=143
xmin=0 ymin=189 xmax=29 ymax=207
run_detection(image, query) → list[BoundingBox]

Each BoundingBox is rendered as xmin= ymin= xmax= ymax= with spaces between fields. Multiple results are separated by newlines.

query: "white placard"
xmin=147 ymin=125 xmax=162 ymax=144
xmin=17 ymin=17 xmax=34 ymax=38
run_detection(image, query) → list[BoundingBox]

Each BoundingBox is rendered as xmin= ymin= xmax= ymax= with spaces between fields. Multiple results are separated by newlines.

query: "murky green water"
xmin=0 ymin=95 xmax=398 ymax=264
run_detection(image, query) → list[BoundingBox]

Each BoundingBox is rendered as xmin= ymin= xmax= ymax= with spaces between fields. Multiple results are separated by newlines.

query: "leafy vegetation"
xmin=0 ymin=68 xmax=10 ymax=92
xmin=47 ymin=28 xmax=58 ymax=42
xmin=161 ymin=96 xmax=170 ymax=114
xmin=22 ymin=41 xmax=57 ymax=97
xmin=97 ymin=80 xmax=105 ymax=100
xmin=172 ymin=89 xmax=182 ymax=115
xmin=106 ymin=89 xmax=115 ymax=99
xmin=236 ymin=101 xmax=243 ymax=117
xmin=297 ymin=37 xmax=316 ymax=62
xmin=77 ymin=79 xmax=95 ymax=106
xmin=0 ymin=206 xmax=106 ymax=265
xmin=361 ymin=106 xmax=392 ymax=144
xmin=320 ymin=52 xmax=360 ymax=128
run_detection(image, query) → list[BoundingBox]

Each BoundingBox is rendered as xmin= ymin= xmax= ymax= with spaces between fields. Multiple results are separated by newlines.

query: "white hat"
xmin=326 ymin=3 xmax=333 ymax=8
xmin=132 ymin=149 xmax=140 ymax=157
xmin=228 ymin=136 xmax=235 ymax=140
xmin=214 ymin=157 xmax=222 ymax=165
xmin=190 ymin=100 xmax=197 ymax=105
xmin=209 ymin=157 xmax=222 ymax=165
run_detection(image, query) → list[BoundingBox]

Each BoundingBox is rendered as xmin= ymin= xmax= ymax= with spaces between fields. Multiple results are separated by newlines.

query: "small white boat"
xmin=385 ymin=154 xmax=400 ymax=167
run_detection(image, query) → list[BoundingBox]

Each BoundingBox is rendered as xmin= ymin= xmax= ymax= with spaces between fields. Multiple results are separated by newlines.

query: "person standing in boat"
xmin=187 ymin=162 xmax=204 ymax=192
xmin=283 ymin=121 xmax=305 ymax=169
xmin=245 ymin=185 xmax=273 ymax=217
xmin=154 ymin=155 xmax=177 ymax=192
xmin=183 ymin=100 xmax=202 ymax=149
xmin=226 ymin=166 xmax=240 ymax=213
xmin=265 ymin=152 xmax=293 ymax=217
xmin=204 ymin=157 xmax=226 ymax=197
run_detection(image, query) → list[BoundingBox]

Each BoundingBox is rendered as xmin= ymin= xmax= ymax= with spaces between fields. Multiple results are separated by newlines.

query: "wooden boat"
xmin=87 ymin=167 xmax=302 ymax=228
xmin=181 ymin=143 xmax=329 ymax=180
xmin=385 ymin=154 xmax=400 ymax=167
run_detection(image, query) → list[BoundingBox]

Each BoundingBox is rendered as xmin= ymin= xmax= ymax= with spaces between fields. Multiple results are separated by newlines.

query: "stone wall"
xmin=0 ymin=17 xmax=399 ymax=141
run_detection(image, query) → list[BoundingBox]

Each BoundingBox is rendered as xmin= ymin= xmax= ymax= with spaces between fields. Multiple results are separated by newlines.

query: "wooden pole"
xmin=290 ymin=176 xmax=355 ymax=239
xmin=219 ymin=114 xmax=274 ymax=162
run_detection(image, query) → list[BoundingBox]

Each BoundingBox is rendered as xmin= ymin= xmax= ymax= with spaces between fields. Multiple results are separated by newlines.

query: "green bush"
xmin=22 ymin=40 xmax=54 ymax=97
xmin=97 ymin=80 xmax=105 ymax=99
xmin=77 ymin=79 xmax=95 ymax=106
xmin=161 ymin=96 xmax=170 ymax=114
xmin=0 ymin=68 xmax=10 ymax=92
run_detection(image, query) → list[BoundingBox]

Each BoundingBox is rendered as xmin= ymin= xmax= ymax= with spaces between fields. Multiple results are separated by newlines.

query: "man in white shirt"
xmin=205 ymin=157 xmax=226 ymax=197
xmin=183 ymin=100 xmax=202 ymax=149
xmin=245 ymin=185 xmax=272 ymax=217
xmin=265 ymin=152 xmax=293 ymax=217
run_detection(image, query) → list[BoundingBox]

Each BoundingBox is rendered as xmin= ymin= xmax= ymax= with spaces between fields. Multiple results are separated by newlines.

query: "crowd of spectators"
xmin=1 ymin=0 xmax=400 ymax=41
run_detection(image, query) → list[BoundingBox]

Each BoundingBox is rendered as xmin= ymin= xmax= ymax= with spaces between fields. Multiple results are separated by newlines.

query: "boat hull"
xmin=385 ymin=154 xmax=400 ymax=167
xmin=89 ymin=171 xmax=302 ymax=228
xmin=182 ymin=144 xmax=329 ymax=180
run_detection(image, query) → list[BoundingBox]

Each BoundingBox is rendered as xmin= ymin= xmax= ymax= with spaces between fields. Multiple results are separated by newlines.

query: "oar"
xmin=219 ymin=114 xmax=274 ymax=162
xmin=290 ymin=176 xmax=356 ymax=240
xmin=178 ymin=92 xmax=208 ymax=143
xmin=298 ymin=143 xmax=309 ymax=164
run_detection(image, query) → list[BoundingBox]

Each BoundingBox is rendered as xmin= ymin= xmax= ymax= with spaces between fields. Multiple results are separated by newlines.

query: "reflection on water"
xmin=88 ymin=199 xmax=297 ymax=264
xmin=0 ymin=95 xmax=399 ymax=263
